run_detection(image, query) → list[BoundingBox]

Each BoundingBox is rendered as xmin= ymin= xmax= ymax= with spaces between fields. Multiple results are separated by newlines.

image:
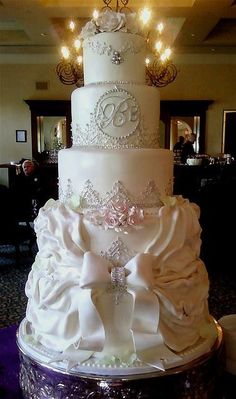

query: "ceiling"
xmin=1 ymin=0 xmax=236 ymax=63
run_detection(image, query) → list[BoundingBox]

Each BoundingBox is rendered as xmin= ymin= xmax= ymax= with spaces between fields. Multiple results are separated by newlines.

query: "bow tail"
xmin=77 ymin=287 xmax=105 ymax=352
xmin=49 ymin=289 xmax=105 ymax=369
xmin=128 ymin=288 xmax=182 ymax=370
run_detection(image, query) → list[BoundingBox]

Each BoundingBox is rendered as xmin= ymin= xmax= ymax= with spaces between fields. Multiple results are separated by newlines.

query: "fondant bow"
xmin=78 ymin=251 xmax=181 ymax=369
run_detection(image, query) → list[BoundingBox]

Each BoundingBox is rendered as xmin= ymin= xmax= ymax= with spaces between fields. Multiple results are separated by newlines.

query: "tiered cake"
xmin=18 ymin=10 xmax=217 ymax=377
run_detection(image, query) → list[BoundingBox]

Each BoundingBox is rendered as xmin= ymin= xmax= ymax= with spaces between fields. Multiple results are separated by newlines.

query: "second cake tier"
xmin=71 ymin=83 xmax=160 ymax=149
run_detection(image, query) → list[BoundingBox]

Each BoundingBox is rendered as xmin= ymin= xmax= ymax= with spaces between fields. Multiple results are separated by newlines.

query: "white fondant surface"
xmin=83 ymin=32 xmax=146 ymax=85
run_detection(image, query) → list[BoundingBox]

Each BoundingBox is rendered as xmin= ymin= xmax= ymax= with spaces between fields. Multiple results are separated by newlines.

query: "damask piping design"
xmin=83 ymin=38 xmax=145 ymax=57
xmin=59 ymin=179 xmax=164 ymax=209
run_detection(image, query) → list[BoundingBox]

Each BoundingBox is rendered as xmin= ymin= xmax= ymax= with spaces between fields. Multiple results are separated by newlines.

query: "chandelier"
xmin=56 ymin=0 xmax=177 ymax=87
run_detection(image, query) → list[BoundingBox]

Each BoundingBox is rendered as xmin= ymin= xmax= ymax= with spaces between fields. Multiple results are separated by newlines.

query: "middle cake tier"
xmin=58 ymin=147 xmax=173 ymax=209
xmin=71 ymin=83 xmax=160 ymax=149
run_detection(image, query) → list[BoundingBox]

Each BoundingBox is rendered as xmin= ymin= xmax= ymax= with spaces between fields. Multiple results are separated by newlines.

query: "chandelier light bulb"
xmin=164 ymin=48 xmax=172 ymax=59
xmin=69 ymin=20 xmax=76 ymax=31
xmin=155 ymin=40 xmax=163 ymax=52
xmin=157 ymin=22 xmax=164 ymax=34
xmin=74 ymin=38 xmax=81 ymax=51
xmin=93 ymin=9 xmax=99 ymax=20
xmin=160 ymin=52 xmax=167 ymax=62
xmin=145 ymin=57 xmax=150 ymax=66
xmin=61 ymin=46 xmax=70 ymax=60
xmin=140 ymin=8 xmax=151 ymax=25
xmin=77 ymin=55 xmax=83 ymax=65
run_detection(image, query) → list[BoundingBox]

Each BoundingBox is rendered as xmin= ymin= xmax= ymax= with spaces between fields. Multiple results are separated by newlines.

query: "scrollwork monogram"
xmin=95 ymin=88 xmax=140 ymax=138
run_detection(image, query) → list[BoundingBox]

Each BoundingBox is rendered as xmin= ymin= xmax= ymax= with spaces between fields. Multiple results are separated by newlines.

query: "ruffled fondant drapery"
xmin=25 ymin=197 xmax=211 ymax=367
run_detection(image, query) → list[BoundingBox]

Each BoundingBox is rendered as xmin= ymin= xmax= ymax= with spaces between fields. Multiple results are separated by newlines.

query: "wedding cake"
xmin=18 ymin=9 xmax=217 ymax=376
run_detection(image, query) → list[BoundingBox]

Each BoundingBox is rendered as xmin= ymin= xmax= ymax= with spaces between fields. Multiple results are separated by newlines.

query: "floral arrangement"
xmin=84 ymin=199 xmax=144 ymax=232
xmin=80 ymin=9 xmax=141 ymax=40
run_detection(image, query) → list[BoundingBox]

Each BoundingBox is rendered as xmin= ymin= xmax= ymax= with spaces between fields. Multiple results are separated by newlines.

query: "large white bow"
xmin=78 ymin=251 xmax=181 ymax=369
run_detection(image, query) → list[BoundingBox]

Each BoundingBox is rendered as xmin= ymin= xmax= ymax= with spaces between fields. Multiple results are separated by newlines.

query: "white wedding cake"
xmin=19 ymin=9 xmax=217 ymax=375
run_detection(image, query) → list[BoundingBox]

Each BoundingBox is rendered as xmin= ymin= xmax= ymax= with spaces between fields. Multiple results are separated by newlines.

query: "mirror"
xmin=160 ymin=100 xmax=213 ymax=153
xmin=170 ymin=116 xmax=200 ymax=153
xmin=37 ymin=116 xmax=67 ymax=152
xmin=25 ymin=100 xmax=71 ymax=162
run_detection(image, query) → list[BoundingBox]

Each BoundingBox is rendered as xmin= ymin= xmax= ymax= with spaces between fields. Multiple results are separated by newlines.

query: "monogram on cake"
xmin=18 ymin=9 xmax=217 ymax=376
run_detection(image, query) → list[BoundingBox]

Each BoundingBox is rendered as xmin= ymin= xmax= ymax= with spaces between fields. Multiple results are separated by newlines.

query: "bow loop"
xmin=80 ymin=252 xmax=111 ymax=289
xmin=126 ymin=253 xmax=155 ymax=289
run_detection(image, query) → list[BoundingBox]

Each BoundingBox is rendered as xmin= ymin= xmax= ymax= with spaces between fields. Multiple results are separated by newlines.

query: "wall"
xmin=1 ymin=56 xmax=236 ymax=185
xmin=0 ymin=62 xmax=72 ymax=184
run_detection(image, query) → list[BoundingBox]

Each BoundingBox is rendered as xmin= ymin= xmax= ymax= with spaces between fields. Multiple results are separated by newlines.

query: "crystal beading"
xmin=110 ymin=266 xmax=127 ymax=304
xmin=101 ymin=238 xmax=135 ymax=303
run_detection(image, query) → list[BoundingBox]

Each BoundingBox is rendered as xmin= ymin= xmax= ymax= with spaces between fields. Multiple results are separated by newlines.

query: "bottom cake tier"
xmin=17 ymin=320 xmax=223 ymax=399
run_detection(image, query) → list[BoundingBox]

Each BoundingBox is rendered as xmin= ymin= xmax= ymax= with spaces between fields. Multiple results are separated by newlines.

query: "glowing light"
xmin=155 ymin=40 xmax=163 ymax=52
xmin=145 ymin=57 xmax=150 ymax=66
xmin=69 ymin=21 xmax=76 ymax=31
xmin=140 ymin=8 xmax=151 ymax=25
xmin=74 ymin=38 xmax=81 ymax=51
xmin=77 ymin=55 xmax=83 ymax=65
xmin=160 ymin=54 xmax=165 ymax=62
xmin=93 ymin=9 xmax=99 ymax=20
xmin=164 ymin=48 xmax=172 ymax=58
xmin=61 ymin=46 xmax=70 ymax=59
xmin=157 ymin=22 xmax=164 ymax=34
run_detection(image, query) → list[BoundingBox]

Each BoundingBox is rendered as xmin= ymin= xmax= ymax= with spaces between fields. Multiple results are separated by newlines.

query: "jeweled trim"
xmin=101 ymin=237 xmax=137 ymax=267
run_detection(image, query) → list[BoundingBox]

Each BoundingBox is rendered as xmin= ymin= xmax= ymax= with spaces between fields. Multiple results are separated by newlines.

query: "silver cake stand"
xmin=17 ymin=323 xmax=223 ymax=399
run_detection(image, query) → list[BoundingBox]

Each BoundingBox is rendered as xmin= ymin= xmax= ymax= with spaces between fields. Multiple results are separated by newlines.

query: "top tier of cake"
xmin=83 ymin=32 xmax=146 ymax=85
xmin=80 ymin=10 xmax=147 ymax=85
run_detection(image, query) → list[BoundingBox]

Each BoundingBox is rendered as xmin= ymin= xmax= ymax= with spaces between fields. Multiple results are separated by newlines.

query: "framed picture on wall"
xmin=16 ymin=130 xmax=27 ymax=142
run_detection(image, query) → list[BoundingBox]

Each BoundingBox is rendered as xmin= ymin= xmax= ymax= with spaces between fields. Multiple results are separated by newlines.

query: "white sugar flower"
xmin=96 ymin=10 xmax=125 ymax=32
xmin=80 ymin=20 xmax=97 ymax=39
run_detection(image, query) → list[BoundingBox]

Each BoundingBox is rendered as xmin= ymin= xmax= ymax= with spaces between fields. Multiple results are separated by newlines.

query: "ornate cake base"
xmin=17 ymin=324 xmax=223 ymax=399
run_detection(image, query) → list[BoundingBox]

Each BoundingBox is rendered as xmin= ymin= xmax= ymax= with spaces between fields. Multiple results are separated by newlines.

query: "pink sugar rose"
xmin=84 ymin=203 xmax=144 ymax=231
xmin=110 ymin=200 xmax=128 ymax=214
xmin=127 ymin=206 xmax=144 ymax=226
xmin=104 ymin=210 xmax=120 ymax=230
